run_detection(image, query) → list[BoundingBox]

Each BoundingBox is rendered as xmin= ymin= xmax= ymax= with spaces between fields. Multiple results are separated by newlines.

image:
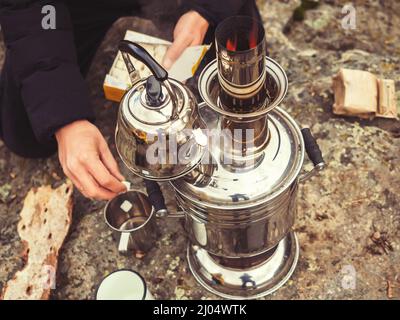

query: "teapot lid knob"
xmin=145 ymin=76 xmax=163 ymax=107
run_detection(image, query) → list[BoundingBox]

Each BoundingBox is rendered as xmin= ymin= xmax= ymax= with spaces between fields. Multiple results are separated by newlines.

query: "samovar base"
xmin=187 ymin=231 xmax=299 ymax=300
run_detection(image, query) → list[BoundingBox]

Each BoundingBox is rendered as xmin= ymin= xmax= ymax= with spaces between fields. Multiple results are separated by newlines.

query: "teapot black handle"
xmin=118 ymin=40 xmax=168 ymax=81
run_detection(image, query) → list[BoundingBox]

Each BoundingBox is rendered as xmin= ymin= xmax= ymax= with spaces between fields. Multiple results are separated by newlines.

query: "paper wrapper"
xmin=103 ymin=30 xmax=210 ymax=102
xmin=332 ymin=68 xmax=397 ymax=119
xmin=332 ymin=69 xmax=377 ymax=119
xmin=377 ymin=79 xmax=397 ymax=119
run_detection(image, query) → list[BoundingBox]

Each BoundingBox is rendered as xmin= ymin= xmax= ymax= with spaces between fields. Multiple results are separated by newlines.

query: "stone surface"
xmin=0 ymin=0 xmax=399 ymax=300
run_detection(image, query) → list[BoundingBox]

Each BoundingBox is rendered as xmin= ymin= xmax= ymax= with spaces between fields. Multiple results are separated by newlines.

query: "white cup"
xmin=95 ymin=269 xmax=154 ymax=300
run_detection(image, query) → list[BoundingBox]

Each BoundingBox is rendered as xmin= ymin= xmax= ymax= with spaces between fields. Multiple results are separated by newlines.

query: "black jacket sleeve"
xmin=183 ymin=0 xmax=251 ymax=26
xmin=0 ymin=0 xmax=94 ymax=144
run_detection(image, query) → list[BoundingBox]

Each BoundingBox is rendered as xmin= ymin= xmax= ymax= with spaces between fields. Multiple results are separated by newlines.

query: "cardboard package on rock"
xmin=332 ymin=68 xmax=398 ymax=119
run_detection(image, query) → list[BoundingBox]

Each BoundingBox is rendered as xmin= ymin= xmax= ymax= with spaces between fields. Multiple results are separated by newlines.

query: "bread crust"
xmin=1 ymin=181 xmax=73 ymax=300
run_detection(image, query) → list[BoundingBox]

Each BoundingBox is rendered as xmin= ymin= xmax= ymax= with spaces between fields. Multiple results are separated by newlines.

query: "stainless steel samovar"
xmin=115 ymin=16 xmax=325 ymax=299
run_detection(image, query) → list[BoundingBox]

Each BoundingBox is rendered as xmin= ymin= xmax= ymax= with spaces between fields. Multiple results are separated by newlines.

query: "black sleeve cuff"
xmin=182 ymin=0 xmax=248 ymax=26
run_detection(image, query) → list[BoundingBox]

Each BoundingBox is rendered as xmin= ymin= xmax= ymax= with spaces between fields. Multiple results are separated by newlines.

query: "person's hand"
xmin=55 ymin=120 xmax=126 ymax=200
xmin=162 ymin=10 xmax=209 ymax=69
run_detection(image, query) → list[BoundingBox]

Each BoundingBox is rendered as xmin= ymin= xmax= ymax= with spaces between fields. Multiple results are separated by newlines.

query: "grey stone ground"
xmin=0 ymin=0 xmax=399 ymax=300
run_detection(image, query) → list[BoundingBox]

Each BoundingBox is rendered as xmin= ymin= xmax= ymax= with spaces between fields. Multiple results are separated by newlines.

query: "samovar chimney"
xmin=215 ymin=16 xmax=268 ymax=113
xmin=212 ymin=16 xmax=279 ymax=169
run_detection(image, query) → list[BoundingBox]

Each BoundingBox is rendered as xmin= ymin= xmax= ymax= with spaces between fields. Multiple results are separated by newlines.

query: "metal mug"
xmin=95 ymin=269 xmax=154 ymax=300
xmin=104 ymin=190 xmax=158 ymax=255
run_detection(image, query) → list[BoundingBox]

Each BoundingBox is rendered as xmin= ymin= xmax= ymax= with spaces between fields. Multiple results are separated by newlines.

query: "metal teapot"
xmin=115 ymin=40 xmax=207 ymax=181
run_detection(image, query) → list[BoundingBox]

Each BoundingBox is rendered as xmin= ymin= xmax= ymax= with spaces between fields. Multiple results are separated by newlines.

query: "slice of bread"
xmin=1 ymin=181 xmax=73 ymax=300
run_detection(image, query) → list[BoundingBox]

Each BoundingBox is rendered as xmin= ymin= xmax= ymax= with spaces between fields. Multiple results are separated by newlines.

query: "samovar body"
xmin=170 ymin=16 xmax=324 ymax=299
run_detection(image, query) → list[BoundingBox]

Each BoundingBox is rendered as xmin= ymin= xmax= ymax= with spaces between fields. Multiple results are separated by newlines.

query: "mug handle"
xmin=118 ymin=232 xmax=130 ymax=255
